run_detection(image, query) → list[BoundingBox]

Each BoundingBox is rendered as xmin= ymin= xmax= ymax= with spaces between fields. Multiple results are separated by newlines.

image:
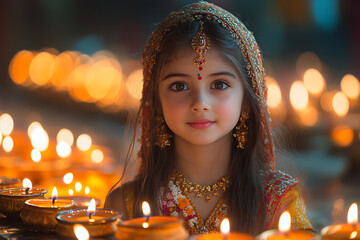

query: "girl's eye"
xmin=211 ymin=80 xmax=230 ymax=90
xmin=169 ymin=82 xmax=189 ymax=91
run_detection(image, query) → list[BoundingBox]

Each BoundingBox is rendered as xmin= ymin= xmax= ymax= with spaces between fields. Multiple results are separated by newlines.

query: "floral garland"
xmin=160 ymin=179 xmax=228 ymax=234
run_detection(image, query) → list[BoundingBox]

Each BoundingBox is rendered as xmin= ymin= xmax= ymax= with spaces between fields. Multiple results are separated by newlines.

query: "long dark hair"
xmin=121 ymin=19 xmax=271 ymax=235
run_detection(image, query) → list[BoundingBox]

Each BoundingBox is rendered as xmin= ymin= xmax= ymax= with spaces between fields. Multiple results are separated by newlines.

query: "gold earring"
xmin=155 ymin=116 xmax=172 ymax=149
xmin=233 ymin=112 xmax=249 ymax=149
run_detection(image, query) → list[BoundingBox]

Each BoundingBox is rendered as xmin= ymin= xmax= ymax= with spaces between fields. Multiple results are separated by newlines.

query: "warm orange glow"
xmin=75 ymin=182 xmax=82 ymax=192
xmin=27 ymin=121 xmax=42 ymax=137
xmin=3 ymin=136 xmax=14 ymax=153
xmin=303 ymin=68 xmax=326 ymax=95
xmin=0 ymin=113 xmax=14 ymax=136
xmin=279 ymin=211 xmax=291 ymax=233
xmin=56 ymin=141 xmax=72 ymax=158
xmin=29 ymin=52 xmax=55 ymax=86
xmin=85 ymin=187 xmax=90 ymax=195
xmin=332 ymin=92 xmax=349 ymax=117
xmin=341 ymin=74 xmax=360 ymax=100
xmin=63 ymin=173 xmax=74 ymax=185
xmin=142 ymin=222 xmax=149 ymax=228
xmin=22 ymin=178 xmax=32 ymax=189
xmin=320 ymin=91 xmax=335 ymax=112
xmin=74 ymin=224 xmax=90 ymax=240
xmin=85 ymin=60 xmax=122 ymax=100
xmin=51 ymin=52 xmax=75 ymax=91
xmin=126 ymin=69 xmax=143 ymax=100
xmin=266 ymin=76 xmax=282 ymax=108
xmin=69 ymin=189 xmax=74 ymax=196
xmin=9 ymin=50 xmax=34 ymax=85
xmin=299 ymin=107 xmax=318 ymax=127
xmin=290 ymin=81 xmax=308 ymax=110
xmin=67 ymin=64 xmax=93 ymax=102
xmin=30 ymin=126 xmax=49 ymax=151
xmin=0 ymin=130 xmax=2 ymax=145
xmin=296 ymin=52 xmax=322 ymax=77
xmin=76 ymin=134 xmax=92 ymax=151
xmin=348 ymin=203 xmax=358 ymax=225
xmin=91 ymin=149 xmax=104 ymax=163
xmin=31 ymin=149 xmax=41 ymax=162
xmin=350 ymin=231 xmax=357 ymax=239
xmin=87 ymin=198 xmax=96 ymax=215
xmin=331 ymin=126 xmax=354 ymax=147
xmin=57 ymin=128 xmax=74 ymax=146
xmin=220 ymin=218 xmax=230 ymax=235
xmin=51 ymin=186 xmax=58 ymax=200
xmin=142 ymin=201 xmax=151 ymax=217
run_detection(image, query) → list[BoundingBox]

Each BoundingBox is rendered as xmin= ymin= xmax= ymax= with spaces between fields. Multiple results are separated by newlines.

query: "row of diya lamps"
xmin=0 ymin=176 xmax=359 ymax=240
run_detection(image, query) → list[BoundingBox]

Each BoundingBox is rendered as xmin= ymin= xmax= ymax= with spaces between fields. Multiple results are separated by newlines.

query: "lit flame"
xmin=87 ymin=198 xmax=96 ymax=215
xmin=85 ymin=187 xmax=90 ymax=195
xmin=31 ymin=149 xmax=41 ymax=162
xmin=73 ymin=224 xmax=90 ymax=240
xmin=332 ymin=92 xmax=349 ymax=117
xmin=279 ymin=211 xmax=291 ymax=233
xmin=57 ymin=128 xmax=74 ymax=146
xmin=63 ymin=173 xmax=73 ymax=184
xmin=347 ymin=203 xmax=358 ymax=225
xmin=3 ymin=136 xmax=14 ymax=153
xmin=76 ymin=134 xmax=92 ymax=151
xmin=56 ymin=141 xmax=72 ymax=158
xmin=350 ymin=231 xmax=358 ymax=240
xmin=142 ymin=201 xmax=151 ymax=217
xmin=30 ymin=126 xmax=49 ymax=151
xmin=220 ymin=218 xmax=230 ymax=235
xmin=69 ymin=189 xmax=74 ymax=196
xmin=75 ymin=182 xmax=82 ymax=192
xmin=91 ymin=149 xmax=104 ymax=163
xmin=51 ymin=186 xmax=58 ymax=199
xmin=142 ymin=222 xmax=149 ymax=228
xmin=22 ymin=178 xmax=32 ymax=189
xmin=290 ymin=81 xmax=308 ymax=111
xmin=0 ymin=113 xmax=14 ymax=136
xmin=303 ymin=68 xmax=326 ymax=95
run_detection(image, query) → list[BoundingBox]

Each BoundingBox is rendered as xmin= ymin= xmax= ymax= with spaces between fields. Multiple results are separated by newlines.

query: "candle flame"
xmin=22 ymin=178 xmax=32 ymax=189
xmin=87 ymin=198 xmax=96 ymax=216
xmin=279 ymin=211 xmax=291 ymax=233
xmin=142 ymin=222 xmax=149 ymax=228
xmin=348 ymin=203 xmax=358 ymax=225
xmin=350 ymin=231 xmax=358 ymax=240
xmin=51 ymin=186 xmax=58 ymax=203
xmin=73 ymin=224 xmax=90 ymax=240
xmin=142 ymin=201 xmax=151 ymax=217
xmin=220 ymin=218 xmax=230 ymax=235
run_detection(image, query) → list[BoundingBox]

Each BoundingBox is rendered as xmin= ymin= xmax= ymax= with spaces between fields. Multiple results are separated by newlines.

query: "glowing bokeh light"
xmin=56 ymin=141 xmax=71 ymax=158
xmin=51 ymin=52 xmax=75 ymax=91
xmin=91 ymin=149 xmax=104 ymax=163
xmin=74 ymin=224 xmax=90 ymax=240
xmin=85 ymin=187 xmax=90 ymax=195
xmin=29 ymin=52 xmax=55 ymax=86
xmin=63 ymin=173 xmax=74 ymax=185
xmin=296 ymin=52 xmax=322 ymax=76
xmin=332 ymin=92 xmax=349 ymax=117
xmin=299 ymin=107 xmax=318 ymax=127
xmin=57 ymin=128 xmax=74 ymax=146
xmin=0 ymin=130 xmax=2 ymax=145
xmin=31 ymin=149 xmax=41 ymax=162
xmin=75 ymin=182 xmax=82 ymax=192
xmin=126 ymin=69 xmax=143 ymax=100
xmin=303 ymin=68 xmax=326 ymax=95
xmin=67 ymin=64 xmax=94 ymax=102
xmin=331 ymin=126 xmax=354 ymax=147
xmin=9 ymin=50 xmax=34 ymax=85
xmin=76 ymin=134 xmax=92 ymax=151
xmin=0 ymin=113 xmax=14 ymax=136
xmin=69 ymin=189 xmax=74 ymax=196
xmin=3 ymin=136 xmax=14 ymax=153
xmin=266 ymin=76 xmax=282 ymax=108
xmin=30 ymin=126 xmax=49 ymax=151
xmin=290 ymin=81 xmax=308 ymax=111
xmin=320 ymin=91 xmax=335 ymax=112
xmin=341 ymin=74 xmax=360 ymax=99
xmin=27 ymin=121 xmax=42 ymax=137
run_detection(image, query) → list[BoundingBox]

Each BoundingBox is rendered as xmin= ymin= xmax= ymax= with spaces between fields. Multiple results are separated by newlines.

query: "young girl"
xmin=105 ymin=1 xmax=313 ymax=236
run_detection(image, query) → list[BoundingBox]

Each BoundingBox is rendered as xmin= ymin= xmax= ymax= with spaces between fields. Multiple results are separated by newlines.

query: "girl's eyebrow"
xmin=162 ymin=73 xmax=190 ymax=81
xmin=209 ymin=71 xmax=237 ymax=79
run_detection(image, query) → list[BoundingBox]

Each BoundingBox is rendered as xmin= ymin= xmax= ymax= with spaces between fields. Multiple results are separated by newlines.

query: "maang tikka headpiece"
xmin=141 ymin=1 xmax=275 ymax=169
xmin=191 ymin=20 xmax=211 ymax=80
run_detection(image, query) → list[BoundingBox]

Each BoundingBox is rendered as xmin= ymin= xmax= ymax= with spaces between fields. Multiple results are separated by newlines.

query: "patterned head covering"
xmin=140 ymin=1 xmax=275 ymax=169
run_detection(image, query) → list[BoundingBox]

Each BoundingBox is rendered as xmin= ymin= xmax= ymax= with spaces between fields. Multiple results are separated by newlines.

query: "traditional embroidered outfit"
xmin=106 ymin=1 xmax=313 ymax=236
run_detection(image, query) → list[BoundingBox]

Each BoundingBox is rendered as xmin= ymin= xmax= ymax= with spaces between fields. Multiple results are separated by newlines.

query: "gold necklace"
xmin=173 ymin=170 xmax=231 ymax=202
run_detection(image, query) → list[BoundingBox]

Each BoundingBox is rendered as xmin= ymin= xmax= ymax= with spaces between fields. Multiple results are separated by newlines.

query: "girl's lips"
xmin=187 ymin=121 xmax=214 ymax=129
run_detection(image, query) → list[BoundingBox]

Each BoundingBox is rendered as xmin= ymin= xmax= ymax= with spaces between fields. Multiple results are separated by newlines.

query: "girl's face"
xmin=158 ymin=47 xmax=244 ymax=146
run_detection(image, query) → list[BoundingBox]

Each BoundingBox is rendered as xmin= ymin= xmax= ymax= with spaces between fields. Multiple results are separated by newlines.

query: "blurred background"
xmin=0 ymin=0 xmax=359 ymax=232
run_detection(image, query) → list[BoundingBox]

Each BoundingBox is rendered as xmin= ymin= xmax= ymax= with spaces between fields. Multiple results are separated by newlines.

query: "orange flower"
xmin=178 ymin=198 xmax=190 ymax=209
xmin=185 ymin=207 xmax=194 ymax=216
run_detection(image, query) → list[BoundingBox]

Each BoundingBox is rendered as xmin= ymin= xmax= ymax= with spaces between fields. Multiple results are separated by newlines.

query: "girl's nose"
xmin=190 ymin=90 xmax=210 ymax=112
